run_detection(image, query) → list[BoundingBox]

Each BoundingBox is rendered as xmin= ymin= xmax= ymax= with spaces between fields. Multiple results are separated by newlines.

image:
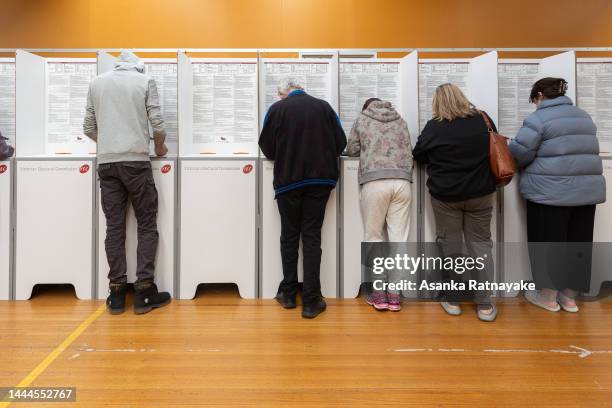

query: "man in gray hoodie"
xmin=84 ymin=50 xmax=170 ymax=315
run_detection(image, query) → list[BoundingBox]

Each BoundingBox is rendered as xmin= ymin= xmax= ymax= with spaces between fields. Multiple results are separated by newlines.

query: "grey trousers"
xmin=98 ymin=161 xmax=159 ymax=285
xmin=430 ymin=193 xmax=494 ymax=304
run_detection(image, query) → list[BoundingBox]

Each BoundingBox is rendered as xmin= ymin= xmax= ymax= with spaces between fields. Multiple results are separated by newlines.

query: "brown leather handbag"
xmin=479 ymin=111 xmax=514 ymax=186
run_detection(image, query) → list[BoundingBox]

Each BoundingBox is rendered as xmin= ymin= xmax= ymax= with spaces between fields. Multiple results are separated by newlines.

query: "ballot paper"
xmin=46 ymin=62 xmax=97 ymax=151
xmin=497 ymin=64 xmax=539 ymax=138
xmin=263 ymin=61 xmax=331 ymax=111
xmin=192 ymin=62 xmax=258 ymax=146
xmin=577 ymin=62 xmax=612 ymax=153
xmin=0 ymin=62 xmax=15 ymax=144
xmin=146 ymin=63 xmax=178 ymax=143
xmin=339 ymin=61 xmax=401 ymax=133
xmin=418 ymin=63 xmax=469 ymax=131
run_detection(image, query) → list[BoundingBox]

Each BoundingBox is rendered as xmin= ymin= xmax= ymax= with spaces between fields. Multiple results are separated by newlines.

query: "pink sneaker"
xmin=365 ymin=290 xmax=388 ymax=310
xmin=387 ymin=293 xmax=401 ymax=311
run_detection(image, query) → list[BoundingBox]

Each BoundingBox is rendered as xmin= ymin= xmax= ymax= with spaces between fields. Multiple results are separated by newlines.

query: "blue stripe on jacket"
xmin=275 ymin=178 xmax=337 ymax=196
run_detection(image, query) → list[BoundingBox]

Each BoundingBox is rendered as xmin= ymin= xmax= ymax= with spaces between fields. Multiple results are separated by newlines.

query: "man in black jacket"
xmin=259 ymin=77 xmax=346 ymax=318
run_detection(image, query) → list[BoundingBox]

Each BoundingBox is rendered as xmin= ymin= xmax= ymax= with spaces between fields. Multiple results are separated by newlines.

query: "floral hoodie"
xmin=346 ymin=100 xmax=413 ymax=184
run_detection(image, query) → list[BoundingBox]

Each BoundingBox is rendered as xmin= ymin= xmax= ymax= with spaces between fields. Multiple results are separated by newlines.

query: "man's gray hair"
xmin=277 ymin=77 xmax=304 ymax=93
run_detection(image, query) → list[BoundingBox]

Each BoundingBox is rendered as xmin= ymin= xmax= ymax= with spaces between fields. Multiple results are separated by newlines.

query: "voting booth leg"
xmin=96 ymin=159 xmax=176 ymax=299
xmin=15 ymin=159 xmax=95 ymax=300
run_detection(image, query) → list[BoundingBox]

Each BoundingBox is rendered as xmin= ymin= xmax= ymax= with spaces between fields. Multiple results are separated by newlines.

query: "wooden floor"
xmin=1 ymin=285 xmax=611 ymax=407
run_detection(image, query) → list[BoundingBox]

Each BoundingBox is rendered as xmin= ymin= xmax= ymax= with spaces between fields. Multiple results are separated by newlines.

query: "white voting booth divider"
xmin=0 ymin=57 xmax=14 ymax=300
xmin=0 ymin=160 xmax=11 ymax=300
xmin=339 ymin=51 xmax=420 ymax=298
xmin=502 ymin=51 xmax=577 ymax=294
xmin=177 ymin=52 xmax=259 ymax=299
xmin=14 ymin=50 xmax=96 ymax=300
xmin=577 ymin=57 xmax=612 ymax=296
xmin=259 ymin=51 xmax=340 ymax=298
xmin=591 ymin=159 xmax=612 ymax=296
xmin=95 ymin=52 xmax=177 ymax=298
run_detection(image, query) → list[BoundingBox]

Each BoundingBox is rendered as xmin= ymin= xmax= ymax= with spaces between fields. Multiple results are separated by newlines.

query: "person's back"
xmin=259 ymin=79 xmax=346 ymax=319
xmin=413 ymin=83 xmax=498 ymax=322
xmin=511 ymin=95 xmax=604 ymax=206
xmin=84 ymin=51 xmax=165 ymax=164
xmin=260 ymin=89 xmax=346 ymax=195
xmin=510 ymin=77 xmax=605 ymax=314
xmin=346 ymin=98 xmax=413 ymax=312
xmin=83 ymin=50 xmax=170 ymax=315
xmin=415 ymin=114 xmax=495 ymax=202
xmin=347 ymin=99 xmax=413 ymax=184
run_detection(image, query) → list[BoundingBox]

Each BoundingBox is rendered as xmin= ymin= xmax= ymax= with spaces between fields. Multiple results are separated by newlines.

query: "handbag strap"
xmin=478 ymin=110 xmax=494 ymax=133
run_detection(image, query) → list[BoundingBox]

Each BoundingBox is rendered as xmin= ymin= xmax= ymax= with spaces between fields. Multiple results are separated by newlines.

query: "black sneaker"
xmin=107 ymin=283 xmax=128 ymax=315
xmin=275 ymin=291 xmax=297 ymax=309
xmin=302 ymin=298 xmax=327 ymax=319
xmin=133 ymin=282 xmax=171 ymax=315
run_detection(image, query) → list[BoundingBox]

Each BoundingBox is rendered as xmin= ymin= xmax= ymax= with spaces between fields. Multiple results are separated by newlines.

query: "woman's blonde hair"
xmin=432 ymin=83 xmax=477 ymax=121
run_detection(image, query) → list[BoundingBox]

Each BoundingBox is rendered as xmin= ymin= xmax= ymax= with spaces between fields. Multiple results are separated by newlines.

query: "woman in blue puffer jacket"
xmin=510 ymin=77 xmax=605 ymax=314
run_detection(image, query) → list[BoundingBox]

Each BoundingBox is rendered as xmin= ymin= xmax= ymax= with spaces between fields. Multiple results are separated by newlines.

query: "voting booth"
xmin=14 ymin=50 xmax=96 ymax=300
xmin=259 ymin=50 xmax=340 ymax=298
xmin=0 ymin=57 xmax=15 ymax=300
xmin=178 ymin=51 xmax=259 ymax=299
xmin=577 ymin=56 xmax=612 ymax=295
xmin=95 ymin=52 xmax=177 ymax=298
xmin=501 ymin=51 xmax=577 ymax=294
xmin=338 ymin=51 xmax=420 ymax=298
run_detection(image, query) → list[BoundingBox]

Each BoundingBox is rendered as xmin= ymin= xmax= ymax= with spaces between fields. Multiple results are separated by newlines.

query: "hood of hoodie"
xmin=114 ymin=50 xmax=145 ymax=73
xmin=361 ymin=100 xmax=400 ymax=123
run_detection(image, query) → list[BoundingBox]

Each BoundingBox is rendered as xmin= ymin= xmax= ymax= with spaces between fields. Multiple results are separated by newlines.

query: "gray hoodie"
xmin=83 ymin=51 xmax=165 ymax=164
xmin=346 ymin=100 xmax=413 ymax=184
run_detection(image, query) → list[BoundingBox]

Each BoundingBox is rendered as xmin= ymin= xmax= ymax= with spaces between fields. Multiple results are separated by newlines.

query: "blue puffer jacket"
xmin=509 ymin=96 xmax=605 ymax=206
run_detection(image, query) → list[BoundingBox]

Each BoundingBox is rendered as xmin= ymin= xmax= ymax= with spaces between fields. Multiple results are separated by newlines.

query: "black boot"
xmin=133 ymin=282 xmax=171 ymax=315
xmin=302 ymin=298 xmax=327 ymax=319
xmin=275 ymin=291 xmax=297 ymax=309
xmin=106 ymin=283 xmax=128 ymax=315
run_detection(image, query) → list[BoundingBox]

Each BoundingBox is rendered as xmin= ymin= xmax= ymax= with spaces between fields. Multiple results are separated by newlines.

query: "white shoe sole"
xmin=525 ymin=291 xmax=560 ymax=312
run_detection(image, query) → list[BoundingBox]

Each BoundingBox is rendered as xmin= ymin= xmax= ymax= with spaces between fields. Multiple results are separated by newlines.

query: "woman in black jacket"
xmin=413 ymin=83 xmax=497 ymax=322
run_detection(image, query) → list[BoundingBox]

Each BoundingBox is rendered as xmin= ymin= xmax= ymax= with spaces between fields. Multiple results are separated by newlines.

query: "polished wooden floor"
xmin=1 ymin=284 xmax=611 ymax=407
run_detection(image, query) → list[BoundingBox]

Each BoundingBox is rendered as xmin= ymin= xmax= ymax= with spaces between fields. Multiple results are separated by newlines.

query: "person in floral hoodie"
xmin=347 ymin=98 xmax=413 ymax=311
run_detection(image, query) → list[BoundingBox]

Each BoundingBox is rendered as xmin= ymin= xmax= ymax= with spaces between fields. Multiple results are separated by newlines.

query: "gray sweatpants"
xmin=430 ymin=193 xmax=494 ymax=304
xmin=98 ymin=161 xmax=159 ymax=285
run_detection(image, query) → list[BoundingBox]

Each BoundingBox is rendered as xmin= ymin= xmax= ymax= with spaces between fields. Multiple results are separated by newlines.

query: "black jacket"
xmin=413 ymin=113 xmax=496 ymax=202
xmin=0 ymin=132 xmax=14 ymax=160
xmin=259 ymin=90 xmax=347 ymax=195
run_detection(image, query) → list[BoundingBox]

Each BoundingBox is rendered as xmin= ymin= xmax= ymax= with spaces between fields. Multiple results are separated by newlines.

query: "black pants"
xmin=526 ymin=200 xmax=595 ymax=292
xmin=276 ymin=185 xmax=332 ymax=305
xmin=98 ymin=161 xmax=159 ymax=285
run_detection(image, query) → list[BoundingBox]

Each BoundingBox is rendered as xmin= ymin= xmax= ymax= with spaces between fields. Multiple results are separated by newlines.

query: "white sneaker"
xmin=525 ymin=290 xmax=560 ymax=312
xmin=557 ymin=293 xmax=579 ymax=313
